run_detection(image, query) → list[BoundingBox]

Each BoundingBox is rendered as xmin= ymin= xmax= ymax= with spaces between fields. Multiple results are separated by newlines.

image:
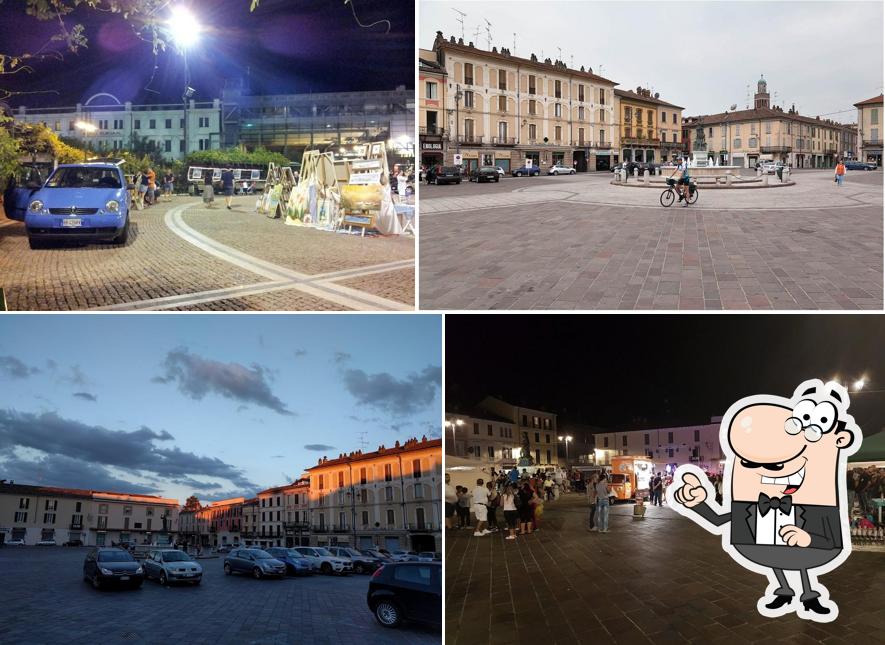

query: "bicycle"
xmin=660 ymin=177 xmax=699 ymax=207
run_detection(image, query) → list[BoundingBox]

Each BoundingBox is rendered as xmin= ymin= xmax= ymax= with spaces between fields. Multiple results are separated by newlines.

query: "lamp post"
xmin=453 ymin=84 xmax=463 ymax=156
xmin=74 ymin=120 xmax=97 ymax=161
xmin=167 ymin=6 xmax=202 ymax=159
xmin=558 ymin=435 xmax=573 ymax=465
xmin=445 ymin=418 xmax=464 ymax=456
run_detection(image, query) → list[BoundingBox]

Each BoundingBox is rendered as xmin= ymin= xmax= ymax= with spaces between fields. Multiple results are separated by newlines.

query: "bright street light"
xmin=168 ymin=6 xmax=202 ymax=50
xmin=853 ymin=378 xmax=866 ymax=391
xmin=558 ymin=435 xmax=573 ymax=464
xmin=74 ymin=120 xmax=97 ymax=133
xmin=445 ymin=418 xmax=465 ymax=456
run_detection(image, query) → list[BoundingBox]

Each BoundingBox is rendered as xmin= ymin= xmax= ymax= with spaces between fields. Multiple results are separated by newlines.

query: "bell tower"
xmin=754 ymin=74 xmax=770 ymax=109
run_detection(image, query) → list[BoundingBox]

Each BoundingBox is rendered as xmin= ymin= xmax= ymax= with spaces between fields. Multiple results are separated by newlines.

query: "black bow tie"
xmin=758 ymin=493 xmax=792 ymax=517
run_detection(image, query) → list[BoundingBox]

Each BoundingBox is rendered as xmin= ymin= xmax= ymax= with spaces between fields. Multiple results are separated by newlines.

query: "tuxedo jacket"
xmin=692 ymin=500 xmax=843 ymax=550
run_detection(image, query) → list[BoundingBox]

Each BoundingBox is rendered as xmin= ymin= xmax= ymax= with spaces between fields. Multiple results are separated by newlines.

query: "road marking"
xmin=90 ymin=202 xmax=413 ymax=311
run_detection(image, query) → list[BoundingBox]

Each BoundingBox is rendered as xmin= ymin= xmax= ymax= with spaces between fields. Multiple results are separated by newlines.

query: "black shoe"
xmin=677 ymin=194 xmax=684 ymax=201
xmin=765 ymin=595 xmax=793 ymax=610
xmin=802 ymin=598 xmax=830 ymax=615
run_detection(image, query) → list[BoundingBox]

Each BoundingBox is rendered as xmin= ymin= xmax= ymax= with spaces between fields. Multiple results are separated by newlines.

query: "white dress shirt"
xmin=755 ymin=504 xmax=796 ymax=546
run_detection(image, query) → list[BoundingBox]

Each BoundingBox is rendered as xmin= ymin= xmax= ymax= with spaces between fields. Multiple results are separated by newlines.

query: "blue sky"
xmin=0 ymin=314 xmax=442 ymax=503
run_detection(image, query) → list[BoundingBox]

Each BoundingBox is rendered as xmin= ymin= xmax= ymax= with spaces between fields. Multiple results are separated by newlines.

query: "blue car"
xmin=266 ymin=547 xmax=313 ymax=576
xmin=844 ymin=160 xmax=878 ymax=171
xmin=511 ymin=164 xmax=541 ymax=177
xmin=23 ymin=162 xmax=132 ymax=249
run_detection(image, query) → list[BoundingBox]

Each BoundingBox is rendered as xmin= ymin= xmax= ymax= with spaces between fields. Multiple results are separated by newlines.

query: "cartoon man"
xmin=669 ymin=379 xmax=861 ymax=623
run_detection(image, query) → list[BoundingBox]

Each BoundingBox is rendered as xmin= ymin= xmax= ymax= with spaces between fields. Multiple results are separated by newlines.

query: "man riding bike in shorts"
xmin=669 ymin=156 xmax=691 ymax=207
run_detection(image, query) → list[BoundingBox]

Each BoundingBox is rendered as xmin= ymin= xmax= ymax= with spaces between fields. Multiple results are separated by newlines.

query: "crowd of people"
xmin=848 ymin=465 xmax=885 ymax=528
xmin=133 ymin=167 xmax=175 ymax=209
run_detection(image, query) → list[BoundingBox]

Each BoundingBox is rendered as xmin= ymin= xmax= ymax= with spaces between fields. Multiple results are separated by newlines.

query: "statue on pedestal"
xmin=516 ymin=432 xmax=535 ymax=467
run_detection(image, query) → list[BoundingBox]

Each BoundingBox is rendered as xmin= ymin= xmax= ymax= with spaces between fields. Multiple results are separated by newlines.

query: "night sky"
xmin=0 ymin=0 xmax=414 ymax=108
xmin=446 ymin=315 xmax=885 ymax=436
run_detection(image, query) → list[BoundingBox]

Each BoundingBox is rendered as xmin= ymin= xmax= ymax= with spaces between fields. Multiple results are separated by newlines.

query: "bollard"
xmin=633 ymin=168 xmax=639 ymax=179
xmin=726 ymin=174 xmax=732 ymax=187
xmin=621 ymin=169 xmax=628 ymax=183
xmin=643 ymin=169 xmax=650 ymax=185
xmin=763 ymin=173 xmax=769 ymax=185
xmin=614 ymin=171 xmax=621 ymax=183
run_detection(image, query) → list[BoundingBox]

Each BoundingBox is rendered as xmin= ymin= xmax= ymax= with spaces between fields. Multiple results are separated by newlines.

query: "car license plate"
xmin=119 ymin=575 xmax=129 ymax=581
xmin=62 ymin=218 xmax=82 ymax=228
xmin=182 ymin=573 xmax=193 ymax=577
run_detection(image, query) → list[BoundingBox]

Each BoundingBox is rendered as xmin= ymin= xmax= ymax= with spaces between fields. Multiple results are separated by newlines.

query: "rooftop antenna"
xmin=570 ymin=54 xmax=574 ymax=69
xmin=452 ymin=8 xmax=466 ymax=41
xmin=599 ymin=64 xmax=604 ymax=77
xmin=357 ymin=431 xmax=369 ymax=452
xmin=473 ymin=24 xmax=482 ymax=44
xmin=746 ymin=84 xmax=750 ymax=109
xmin=483 ymin=18 xmax=492 ymax=50
xmin=557 ymin=46 xmax=562 ymax=62
xmin=513 ymin=32 xmax=516 ymax=54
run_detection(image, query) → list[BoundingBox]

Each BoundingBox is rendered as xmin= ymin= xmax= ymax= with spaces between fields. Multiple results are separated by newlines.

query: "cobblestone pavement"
xmin=0 ymin=547 xmax=437 ymax=645
xmin=0 ymin=196 xmax=414 ymax=310
xmin=445 ymin=494 xmax=885 ymax=645
xmin=419 ymin=171 xmax=882 ymax=310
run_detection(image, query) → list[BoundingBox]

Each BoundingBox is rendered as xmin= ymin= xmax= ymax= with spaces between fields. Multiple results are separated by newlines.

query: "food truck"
xmin=608 ymin=456 xmax=655 ymax=502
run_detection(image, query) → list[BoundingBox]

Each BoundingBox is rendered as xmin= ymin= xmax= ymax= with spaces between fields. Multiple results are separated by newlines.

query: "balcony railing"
xmin=312 ymin=526 xmax=329 ymax=533
xmin=419 ymin=126 xmax=445 ymax=136
xmin=282 ymin=522 xmax=310 ymax=530
xmin=824 ymin=147 xmax=837 ymax=155
xmin=490 ymin=136 xmax=516 ymax=145
xmin=863 ymin=139 xmax=882 ymax=147
xmin=621 ymin=136 xmax=661 ymax=145
xmin=332 ymin=525 xmax=351 ymax=533
xmin=760 ymin=146 xmax=793 ymax=153
xmin=455 ymin=134 xmax=483 ymax=145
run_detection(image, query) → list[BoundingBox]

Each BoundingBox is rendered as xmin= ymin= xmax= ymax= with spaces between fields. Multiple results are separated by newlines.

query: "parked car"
xmin=3 ymin=164 xmax=47 ymax=221
xmin=223 ymin=548 xmax=286 ymax=579
xmin=362 ymin=548 xmax=395 ymax=563
xmin=417 ymin=552 xmax=441 ymax=562
xmin=266 ymin=547 xmax=313 ymax=576
xmin=844 ymin=160 xmax=878 ymax=170
xmin=367 ymin=562 xmax=441 ymax=628
xmin=425 ymin=165 xmax=462 ymax=185
xmin=327 ymin=546 xmax=381 ymax=574
xmin=63 ymin=539 xmax=83 ymax=547
xmin=547 ymin=164 xmax=576 ymax=175
xmin=292 ymin=546 xmax=353 ymax=575
xmin=511 ymin=164 xmax=541 ymax=177
xmin=386 ymin=550 xmax=419 ymax=562
xmin=760 ymin=160 xmax=785 ymax=174
xmin=495 ymin=166 xmax=506 ymax=177
xmin=215 ymin=545 xmax=233 ymax=554
xmin=142 ymin=549 xmax=202 ymax=585
xmin=36 ymin=539 xmax=56 ymax=546
xmin=21 ymin=162 xmax=133 ymax=249
xmin=469 ymin=166 xmax=500 ymax=183
xmin=5 ymin=539 xmax=25 ymax=546
xmin=83 ymin=547 xmax=144 ymax=589
xmin=612 ymin=161 xmax=641 ymax=175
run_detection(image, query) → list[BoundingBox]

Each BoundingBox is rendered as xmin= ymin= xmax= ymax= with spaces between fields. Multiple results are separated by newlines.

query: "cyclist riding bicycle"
xmin=668 ymin=156 xmax=691 ymax=207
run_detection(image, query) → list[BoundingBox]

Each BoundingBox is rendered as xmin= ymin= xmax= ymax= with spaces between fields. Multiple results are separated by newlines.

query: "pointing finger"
xmin=683 ymin=473 xmax=702 ymax=489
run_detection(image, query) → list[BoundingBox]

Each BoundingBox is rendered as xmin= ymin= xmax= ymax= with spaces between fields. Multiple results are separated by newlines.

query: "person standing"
xmin=137 ymin=170 xmax=149 ymax=209
xmin=485 ymin=481 xmax=499 ymax=532
xmin=472 ymin=478 xmax=490 ymax=537
xmin=456 ymin=486 xmax=471 ymax=529
xmin=517 ymin=483 xmax=534 ymax=535
xmin=146 ymin=167 xmax=157 ymax=205
xmin=501 ymin=485 xmax=518 ymax=540
xmin=586 ymin=473 xmax=599 ymax=531
xmin=202 ymin=170 xmax=216 ymax=208
xmin=221 ymin=165 xmax=235 ymax=209
xmin=164 ymin=170 xmax=174 ymax=200
xmin=835 ymin=159 xmax=846 ymax=187
xmin=596 ymin=473 xmax=611 ymax=533
xmin=653 ymin=473 xmax=663 ymax=507
xmin=445 ymin=473 xmax=457 ymax=530
xmin=509 ymin=465 xmax=519 ymax=485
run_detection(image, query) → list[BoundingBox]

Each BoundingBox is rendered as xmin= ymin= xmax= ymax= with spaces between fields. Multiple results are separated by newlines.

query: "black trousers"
xmin=588 ymin=503 xmax=597 ymax=529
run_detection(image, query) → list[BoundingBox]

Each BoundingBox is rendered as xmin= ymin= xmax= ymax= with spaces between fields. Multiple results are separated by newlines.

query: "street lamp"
xmin=75 ymin=120 xmax=97 ymax=161
xmin=558 ymin=435 xmax=573 ymax=465
xmin=167 ymin=6 xmax=203 ymax=159
xmin=445 ymin=418 xmax=464 ymax=456
xmin=853 ymin=378 xmax=866 ymax=391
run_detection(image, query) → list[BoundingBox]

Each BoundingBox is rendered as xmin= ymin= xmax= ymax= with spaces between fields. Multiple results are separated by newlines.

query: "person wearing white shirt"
xmin=472 ymin=479 xmax=490 ymax=536
xmin=445 ymin=473 xmax=457 ymax=530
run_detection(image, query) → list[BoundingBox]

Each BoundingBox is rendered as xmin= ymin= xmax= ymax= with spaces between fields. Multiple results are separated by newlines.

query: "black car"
xmin=844 ymin=160 xmax=878 ymax=171
xmin=469 ymin=166 xmax=500 ymax=183
xmin=83 ymin=547 xmax=144 ymax=590
xmin=367 ymin=562 xmax=441 ymax=628
xmin=425 ymin=165 xmax=462 ymax=185
xmin=63 ymin=539 xmax=83 ymax=547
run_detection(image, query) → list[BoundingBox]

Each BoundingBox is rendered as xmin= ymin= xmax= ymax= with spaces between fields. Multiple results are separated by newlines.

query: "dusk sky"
xmin=421 ymin=0 xmax=883 ymax=123
xmin=446 ymin=315 xmax=885 ymax=436
xmin=1 ymin=0 xmax=413 ymax=107
xmin=0 ymin=314 xmax=441 ymax=503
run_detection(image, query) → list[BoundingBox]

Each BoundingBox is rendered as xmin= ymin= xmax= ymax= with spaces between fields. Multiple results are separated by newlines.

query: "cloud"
xmin=60 ymin=365 xmax=90 ymax=386
xmin=270 ymin=455 xmax=285 ymax=459
xmin=153 ymin=348 xmax=294 ymax=416
xmin=304 ymin=444 xmax=335 ymax=451
xmin=0 ymin=356 xmax=40 ymax=379
xmin=0 ymin=453 xmax=158 ymax=494
xmin=168 ymin=476 xmax=223 ymax=491
xmin=334 ymin=351 xmax=352 ymax=363
xmin=342 ymin=365 xmax=441 ymax=415
xmin=0 ymin=410 xmax=257 ymax=490
xmin=73 ymin=392 xmax=97 ymax=402
xmin=294 ymin=349 xmax=308 ymax=357
xmin=390 ymin=422 xmax=412 ymax=433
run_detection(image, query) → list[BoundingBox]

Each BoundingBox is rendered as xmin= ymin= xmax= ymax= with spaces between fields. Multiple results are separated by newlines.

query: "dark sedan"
xmin=266 ymin=547 xmax=313 ymax=576
xmin=223 ymin=548 xmax=286 ymax=579
xmin=844 ymin=160 xmax=878 ymax=170
xmin=469 ymin=166 xmax=500 ymax=183
xmin=367 ymin=562 xmax=441 ymax=628
xmin=425 ymin=165 xmax=462 ymax=185
xmin=511 ymin=164 xmax=540 ymax=177
xmin=83 ymin=547 xmax=144 ymax=590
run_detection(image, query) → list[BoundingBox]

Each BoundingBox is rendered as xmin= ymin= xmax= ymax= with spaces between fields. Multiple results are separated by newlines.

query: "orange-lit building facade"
xmin=0 ymin=482 xmax=179 ymax=546
xmin=307 ymin=436 xmax=442 ymax=553
xmin=254 ymin=479 xmax=310 ymax=549
xmin=178 ymin=496 xmax=243 ymax=548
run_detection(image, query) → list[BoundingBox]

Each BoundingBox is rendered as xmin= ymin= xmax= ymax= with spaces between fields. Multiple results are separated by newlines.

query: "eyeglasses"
xmin=784 ymin=417 xmax=822 ymax=442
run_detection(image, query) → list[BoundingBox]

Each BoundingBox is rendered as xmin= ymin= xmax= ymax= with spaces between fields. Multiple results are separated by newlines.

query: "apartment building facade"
xmin=419 ymin=48 xmax=448 ymax=170
xmin=254 ymin=479 xmax=310 ymax=549
xmin=615 ymin=88 xmax=684 ymax=165
xmin=178 ymin=497 xmax=244 ymax=549
xmin=307 ymin=437 xmax=441 ymax=553
xmin=13 ymin=93 xmax=222 ymax=160
xmin=683 ymin=77 xmax=856 ymax=168
xmin=0 ymin=483 xmax=179 ymax=546
xmin=428 ymin=31 xmax=619 ymax=173
xmin=594 ymin=419 xmax=725 ymax=474
xmin=444 ymin=410 xmax=518 ymax=465
xmin=477 ymin=396 xmax=559 ymax=468
xmin=854 ymin=93 xmax=883 ymax=166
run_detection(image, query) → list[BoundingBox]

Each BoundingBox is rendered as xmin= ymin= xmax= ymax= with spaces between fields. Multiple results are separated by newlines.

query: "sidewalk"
xmin=445 ymin=494 xmax=884 ymax=644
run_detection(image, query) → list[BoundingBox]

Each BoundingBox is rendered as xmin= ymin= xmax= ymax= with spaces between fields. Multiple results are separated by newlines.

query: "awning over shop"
xmin=850 ymin=430 xmax=885 ymax=464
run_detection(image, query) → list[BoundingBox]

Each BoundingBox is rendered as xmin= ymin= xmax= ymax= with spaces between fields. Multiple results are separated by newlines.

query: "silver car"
xmin=143 ymin=549 xmax=203 ymax=585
